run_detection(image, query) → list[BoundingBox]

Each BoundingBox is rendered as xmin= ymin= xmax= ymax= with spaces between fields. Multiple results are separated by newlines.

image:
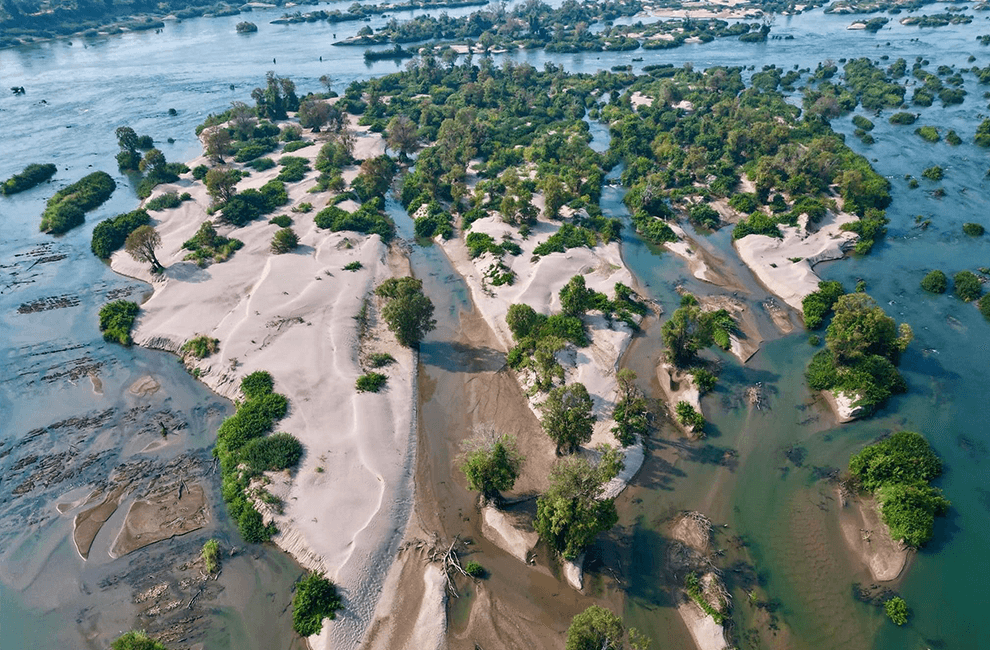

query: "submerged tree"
xmin=565 ymin=605 xmax=650 ymax=650
xmin=534 ymin=445 xmax=623 ymax=559
xmin=125 ymin=225 xmax=164 ymax=273
xmin=458 ymin=424 xmax=525 ymax=505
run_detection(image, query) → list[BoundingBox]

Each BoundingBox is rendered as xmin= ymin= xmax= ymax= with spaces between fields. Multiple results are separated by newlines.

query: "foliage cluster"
xmin=661 ymin=294 xmax=736 ymax=368
xmin=806 ymin=293 xmax=912 ymax=414
xmin=40 ymin=171 xmax=116 ymax=234
xmin=375 ymin=276 xmax=437 ymax=347
xmin=849 ymin=431 xmax=948 ymax=547
xmin=356 ymin=371 xmax=388 ymax=392
xmin=91 ymin=208 xmax=151 ymax=258
xmin=292 ymin=572 xmax=343 ymax=637
xmin=182 ymin=220 xmax=243 ymax=266
xmin=802 ymin=280 xmax=844 ymax=329
xmin=181 ymin=335 xmax=219 ymax=359
xmin=1 ymin=162 xmax=56 ymax=195
xmin=314 ymin=197 xmax=396 ymax=241
xmin=146 ymin=190 xmax=191 ymax=211
xmin=99 ymin=300 xmax=140 ymax=346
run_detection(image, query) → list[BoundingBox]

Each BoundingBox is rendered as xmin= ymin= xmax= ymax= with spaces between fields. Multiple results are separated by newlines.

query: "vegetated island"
xmin=838 ymin=431 xmax=948 ymax=582
xmin=108 ymin=73 xmax=422 ymax=648
xmin=1 ymin=162 xmax=56 ymax=195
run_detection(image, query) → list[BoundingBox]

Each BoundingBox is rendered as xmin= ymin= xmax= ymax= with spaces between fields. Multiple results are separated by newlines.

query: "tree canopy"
xmin=539 ymin=382 xmax=596 ymax=455
xmin=375 ymin=277 xmax=437 ymax=347
xmin=458 ymin=424 xmax=524 ymax=505
xmin=534 ymin=445 xmax=623 ymax=559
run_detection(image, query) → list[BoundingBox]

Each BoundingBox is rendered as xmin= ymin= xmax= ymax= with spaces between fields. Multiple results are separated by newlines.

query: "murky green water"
xmin=2 ymin=3 xmax=988 ymax=648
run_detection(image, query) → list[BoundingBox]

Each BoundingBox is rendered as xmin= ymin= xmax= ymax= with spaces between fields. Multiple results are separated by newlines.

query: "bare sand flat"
xmin=111 ymin=123 xmax=416 ymax=647
xmin=73 ymin=485 xmax=128 ymax=560
xmin=838 ymin=493 xmax=909 ymax=582
xmin=734 ymin=211 xmax=858 ymax=312
xmin=109 ymin=483 xmax=208 ymax=557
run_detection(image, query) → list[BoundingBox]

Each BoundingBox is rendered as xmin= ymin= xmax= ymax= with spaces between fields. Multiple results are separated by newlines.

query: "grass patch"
xmin=356 ymin=372 xmax=388 ymax=392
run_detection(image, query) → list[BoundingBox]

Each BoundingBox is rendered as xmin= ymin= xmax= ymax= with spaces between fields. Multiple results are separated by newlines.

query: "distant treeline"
xmin=0 ymin=0 xmax=285 ymax=47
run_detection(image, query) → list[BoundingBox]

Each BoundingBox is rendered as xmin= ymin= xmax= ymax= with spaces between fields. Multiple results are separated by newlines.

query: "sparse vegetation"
xmin=201 ymin=539 xmax=220 ymax=574
xmin=182 ymin=335 xmax=219 ymax=359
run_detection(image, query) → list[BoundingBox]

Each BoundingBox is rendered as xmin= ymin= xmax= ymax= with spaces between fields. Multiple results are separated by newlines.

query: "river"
xmin=1 ymin=3 xmax=988 ymax=649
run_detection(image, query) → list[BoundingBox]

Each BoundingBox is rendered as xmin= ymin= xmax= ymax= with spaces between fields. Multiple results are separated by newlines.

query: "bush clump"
xmin=888 ymin=112 xmax=917 ymax=125
xmin=885 ymin=596 xmax=909 ymax=626
xmin=240 ymin=432 xmax=303 ymax=472
xmin=99 ymin=300 xmax=140 ymax=345
xmin=920 ymin=270 xmax=947 ymax=294
xmin=850 ymin=431 xmax=948 ymax=547
xmin=182 ymin=220 xmax=243 ymax=266
xmin=314 ymin=198 xmax=395 ymax=241
xmin=91 ymin=208 xmax=151 ymax=258
xmin=269 ymin=215 xmax=292 ymax=228
xmin=675 ymin=401 xmax=705 ymax=431
xmin=805 ymin=293 xmax=912 ymax=415
xmin=2 ymin=162 xmax=57 ymax=195
xmin=375 ymin=277 xmax=436 ymax=347
xmin=181 ymin=335 xmax=219 ymax=359
xmin=292 ymin=572 xmax=343 ymax=637
xmin=464 ymin=561 xmax=485 ymax=578
xmin=921 ymin=165 xmax=943 ymax=181
xmin=40 ymin=171 xmax=116 ymax=234
xmin=201 ymin=539 xmax=220 ymax=574
xmin=356 ymin=372 xmax=388 ymax=392
xmin=802 ymin=280 xmax=845 ymax=329
xmin=368 ymin=352 xmax=395 ymax=367
xmin=271 ymin=227 xmax=299 ymax=254
xmin=111 ymin=631 xmax=167 ymax=650
xmin=962 ymin=222 xmax=985 ymax=237
xmin=915 ymin=127 xmax=940 ymax=143
xmin=146 ymin=191 xmax=191 ymax=211
xmin=953 ymin=271 xmax=982 ymax=302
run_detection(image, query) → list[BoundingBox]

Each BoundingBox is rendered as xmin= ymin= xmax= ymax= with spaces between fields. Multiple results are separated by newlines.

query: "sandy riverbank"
xmin=837 ymin=492 xmax=909 ymax=582
xmin=110 ymin=118 xmax=417 ymax=648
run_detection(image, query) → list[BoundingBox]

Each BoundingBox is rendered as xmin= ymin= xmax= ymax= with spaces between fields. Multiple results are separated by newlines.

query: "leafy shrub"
xmin=689 ymin=204 xmax=721 ymax=230
xmin=852 ymin=115 xmax=874 ymax=131
xmin=234 ymin=138 xmax=277 ymax=162
xmin=314 ymin=199 xmax=395 ymax=241
xmin=240 ymin=432 xmax=303 ymax=472
xmin=889 ymin=112 xmax=917 ymax=125
xmin=692 ymin=368 xmax=718 ymax=394
xmin=146 ymin=191 xmax=189 ymax=211
xmin=921 ymin=165 xmax=943 ymax=181
xmin=953 ymin=271 xmax=982 ymax=302
xmin=238 ymin=507 xmax=275 ymax=543
xmin=356 ymin=372 xmax=388 ymax=392
xmin=192 ymin=164 xmax=209 ymax=180
xmin=375 ymin=277 xmax=436 ymax=347
xmin=1 ymin=162 xmax=56 ymax=195
xmin=292 ymin=572 xmax=343 ymax=637
xmin=91 ymin=208 xmax=150 ymax=258
xmin=182 ymin=220 xmax=243 ymax=265
xmin=277 ymin=156 xmax=310 ymax=183
xmin=976 ymin=119 xmax=990 ymax=147
xmin=962 ymin=222 xmax=985 ymax=237
xmin=292 ymin=202 xmax=313 ymax=213
xmin=111 ymin=631 xmax=167 ymax=650
xmin=368 ymin=352 xmax=395 ymax=367
xmin=241 ymin=370 xmax=275 ymax=399
xmin=920 ymin=270 xmax=947 ymax=293
xmin=283 ymin=140 xmax=311 ymax=153
xmin=675 ymin=401 xmax=705 ymax=430
xmin=248 ymin=157 xmax=276 ymax=171
xmin=733 ymin=211 xmax=781 ymax=239
xmin=181 ymin=335 xmax=219 ymax=358
xmin=980 ymin=294 xmax=990 ymax=321
xmin=464 ymin=561 xmax=485 ymax=578
xmin=885 ymin=597 xmax=909 ymax=626
xmin=40 ymin=171 xmax=116 ymax=234
xmin=343 ymin=261 xmax=362 ymax=271
xmin=271 ymin=227 xmax=299 ymax=254
xmin=201 ymin=539 xmax=220 ymax=573
xmin=946 ymin=130 xmax=962 ymax=146
xmin=915 ymin=127 xmax=940 ymax=143
xmin=269 ymin=215 xmax=292 ymax=227
xmin=802 ymin=280 xmax=845 ymax=329
xmin=99 ymin=300 xmax=139 ymax=345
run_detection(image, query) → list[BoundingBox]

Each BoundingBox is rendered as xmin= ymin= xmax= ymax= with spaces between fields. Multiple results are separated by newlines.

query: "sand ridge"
xmin=110 ymin=121 xmax=417 ymax=648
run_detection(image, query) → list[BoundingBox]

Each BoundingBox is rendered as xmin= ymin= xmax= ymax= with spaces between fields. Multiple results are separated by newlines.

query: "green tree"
xmin=885 ymin=596 xmax=909 ymax=625
xmin=826 ymin=293 xmax=912 ymax=365
xmin=375 ymin=277 xmax=436 ymax=347
xmin=953 ymin=271 xmax=982 ymax=302
xmin=111 ymin=631 xmax=167 ymax=650
xmin=205 ymin=167 xmax=240 ymax=206
xmin=204 ymin=127 xmax=232 ymax=164
xmin=611 ymin=368 xmax=647 ymax=446
xmin=298 ymin=97 xmax=331 ymax=131
xmin=877 ymin=482 xmax=949 ymax=547
xmin=458 ymin=424 xmax=525 ymax=505
xmin=539 ymin=382 xmax=596 ymax=454
xmin=292 ymin=572 xmax=343 ymax=637
xmin=566 ymin=606 xmax=624 ymax=650
xmin=849 ymin=431 xmax=942 ymax=491
xmin=534 ymin=445 xmax=623 ymax=559
xmin=920 ymin=270 xmax=947 ymax=294
xmin=124 ymin=225 xmax=164 ymax=273
xmin=386 ymin=114 xmax=419 ymax=158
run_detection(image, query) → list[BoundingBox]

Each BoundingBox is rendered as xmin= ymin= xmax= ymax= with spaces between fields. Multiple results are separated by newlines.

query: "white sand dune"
xmin=111 ymin=127 xmax=416 ymax=648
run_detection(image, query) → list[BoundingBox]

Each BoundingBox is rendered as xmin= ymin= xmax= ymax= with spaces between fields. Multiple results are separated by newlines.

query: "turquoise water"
xmin=1 ymin=3 xmax=988 ymax=648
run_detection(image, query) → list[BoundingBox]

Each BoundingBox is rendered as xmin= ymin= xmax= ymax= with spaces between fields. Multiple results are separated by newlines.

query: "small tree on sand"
xmin=204 ymin=127 xmax=232 ymax=164
xmin=539 ymin=382 xmax=596 ymax=455
xmin=534 ymin=445 xmax=623 ymax=559
xmin=458 ymin=424 xmax=524 ymax=506
xmin=375 ymin=277 xmax=436 ymax=347
xmin=125 ymin=225 xmax=164 ymax=273
xmin=205 ymin=167 xmax=239 ymax=206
